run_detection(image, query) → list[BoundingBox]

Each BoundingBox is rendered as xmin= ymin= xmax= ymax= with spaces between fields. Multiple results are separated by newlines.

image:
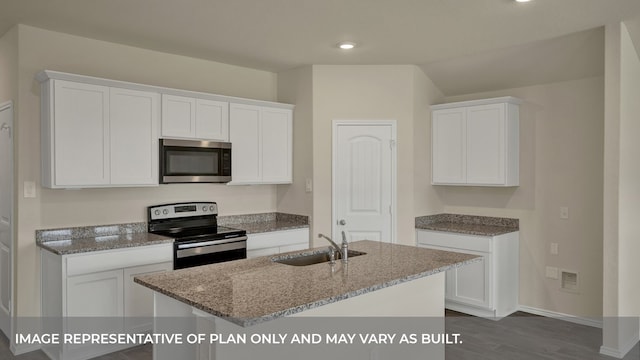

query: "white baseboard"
xmin=600 ymin=346 xmax=625 ymax=359
xmin=600 ymin=331 xmax=639 ymax=359
xmin=11 ymin=342 xmax=42 ymax=356
xmin=517 ymin=305 xmax=603 ymax=328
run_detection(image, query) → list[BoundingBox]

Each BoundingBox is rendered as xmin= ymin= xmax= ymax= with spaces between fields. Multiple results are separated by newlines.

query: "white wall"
xmin=0 ymin=27 xmax=18 ymax=104
xmin=413 ymin=67 xmax=446 ymax=215
xmin=276 ymin=66 xmax=313 ymax=219
xmin=441 ymin=76 xmax=605 ymax=318
xmin=311 ymin=65 xmax=444 ymax=247
xmin=602 ymin=21 xmax=640 ymax=357
xmin=14 ymin=25 xmax=280 ymax=318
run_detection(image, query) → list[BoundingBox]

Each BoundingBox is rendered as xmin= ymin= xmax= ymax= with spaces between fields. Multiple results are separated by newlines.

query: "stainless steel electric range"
xmin=147 ymin=202 xmax=247 ymax=270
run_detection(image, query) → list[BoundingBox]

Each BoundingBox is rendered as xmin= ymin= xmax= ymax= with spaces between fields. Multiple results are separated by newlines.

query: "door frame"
xmin=331 ymin=120 xmax=397 ymax=243
xmin=0 ymin=100 xmax=13 ymax=341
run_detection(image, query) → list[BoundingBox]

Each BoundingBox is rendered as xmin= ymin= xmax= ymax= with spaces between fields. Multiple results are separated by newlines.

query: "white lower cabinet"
xmin=41 ymin=244 xmax=172 ymax=360
xmin=123 ymin=262 xmax=172 ymax=333
xmin=246 ymin=228 xmax=309 ymax=259
xmin=67 ymin=269 xmax=124 ymax=318
xmin=416 ymin=229 xmax=519 ymax=318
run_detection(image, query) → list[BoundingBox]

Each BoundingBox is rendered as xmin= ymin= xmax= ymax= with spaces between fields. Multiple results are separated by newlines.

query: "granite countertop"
xmin=415 ymin=214 xmax=519 ymax=236
xmin=218 ymin=213 xmax=309 ymax=234
xmin=37 ymin=232 xmax=174 ymax=255
xmin=36 ymin=222 xmax=174 ymax=255
xmin=36 ymin=212 xmax=309 ymax=255
xmin=134 ymin=240 xmax=478 ymax=327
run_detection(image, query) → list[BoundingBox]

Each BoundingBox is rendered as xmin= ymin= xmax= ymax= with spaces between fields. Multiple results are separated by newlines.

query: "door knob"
xmin=338 ymin=219 xmax=346 ymax=225
xmin=0 ymin=123 xmax=10 ymax=137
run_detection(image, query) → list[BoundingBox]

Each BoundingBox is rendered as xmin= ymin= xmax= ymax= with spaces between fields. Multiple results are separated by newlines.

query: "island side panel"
xmin=209 ymin=274 xmax=444 ymax=360
xmin=292 ymin=272 xmax=444 ymax=317
xmin=153 ymin=292 xmax=197 ymax=360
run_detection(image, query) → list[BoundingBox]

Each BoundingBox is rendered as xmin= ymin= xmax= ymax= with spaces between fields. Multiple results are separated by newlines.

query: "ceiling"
xmin=2 ymin=0 xmax=640 ymax=96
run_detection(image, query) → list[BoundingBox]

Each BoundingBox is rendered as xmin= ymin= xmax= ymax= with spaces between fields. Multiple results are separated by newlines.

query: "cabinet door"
xmin=466 ymin=104 xmax=506 ymax=185
xmin=110 ymin=88 xmax=160 ymax=185
xmin=447 ymin=251 xmax=491 ymax=309
xmin=229 ymin=103 xmax=261 ymax=183
xmin=123 ymin=262 xmax=172 ymax=332
xmin=53 ymin=80 xmax=110 ymax=186
xmin=161 ymin=94 xmax=195 ymax=138
xmin=261 ymin=108 xmax=292 ymax=183
xmin=67 ymin=269 xmax=124 ymax=318
xmin=195 ymin=99 xmax=229 ymax=141
xmin=431 ymin=108 xmax=466 ymax=184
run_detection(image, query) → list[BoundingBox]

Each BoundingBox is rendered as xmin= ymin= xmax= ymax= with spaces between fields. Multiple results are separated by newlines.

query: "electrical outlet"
xmin=550 ymin=243 xmax=558 ymax=255
xmin=560 ymin=206 xmax=569 ymax=219
xmin=545 ymin=266 xmax=559 ymax=279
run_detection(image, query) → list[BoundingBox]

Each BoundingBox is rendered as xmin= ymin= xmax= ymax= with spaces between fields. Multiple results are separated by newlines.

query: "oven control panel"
xmin=148 ymin=202 xmax=218 ymax=220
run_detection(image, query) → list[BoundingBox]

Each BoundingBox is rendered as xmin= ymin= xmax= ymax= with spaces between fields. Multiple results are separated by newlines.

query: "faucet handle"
xmin=341 ymin=231 xmax=347 ymax=244
xmin=341 ymin=241 xmax=349 ymax=263
xmin=328 ymin=247 xmax=336 ymax=264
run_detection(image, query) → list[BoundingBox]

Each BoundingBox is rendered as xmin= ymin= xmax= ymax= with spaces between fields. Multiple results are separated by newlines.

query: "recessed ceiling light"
xmin=515 ymin=0 xmax=532 ymax=2
xmin=338 ymin=42 xmax=356 ymax=50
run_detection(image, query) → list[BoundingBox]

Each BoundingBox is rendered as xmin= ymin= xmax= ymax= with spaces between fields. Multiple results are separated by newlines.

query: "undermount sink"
xmin=272 ymin=249 xmax=366 ymax=266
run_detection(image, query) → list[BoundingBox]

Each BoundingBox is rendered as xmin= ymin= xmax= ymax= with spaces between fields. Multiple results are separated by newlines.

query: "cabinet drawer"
xmin=416 ymin=230 xmax=491 ymax=253
xmin=66 ymin=244 xmax=172 ymax=276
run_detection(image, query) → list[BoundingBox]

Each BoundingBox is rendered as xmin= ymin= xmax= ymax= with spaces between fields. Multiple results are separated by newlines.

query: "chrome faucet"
xmin=318 ymin=232 xmax=349 ymax=263
xmin=340 ymin=231 xmax=348 ymax=262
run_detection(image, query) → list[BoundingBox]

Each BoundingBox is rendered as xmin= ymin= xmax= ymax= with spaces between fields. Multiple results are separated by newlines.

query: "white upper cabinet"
xmin=161 ymin=95 xmax=194 ymax=138
xmin=431 ymin=97 xmax=520 ymax=187
xmin=37 ymin=70 xmax=294 ymax=188
xmin=432 ymin=107 xmax=466 ymax=184
xmin=161 ymin=94 xmax=229 ymax=141
xmin=261 ymin=107 xmax=293 ymax=183
xmin=229 ymin=104 xmax=261 ymax=183
xmin=229 ymin=103 xmax=292 ymax=185
xmin=39 ymin=76 xmax=160 ymax=188
xmin=196 ymin=98 xmax=229 ymax=141
xmin=48 ymin=80 xmax=111 ymax=187
xmin=110 ymin=88 xmax=159 ymax=185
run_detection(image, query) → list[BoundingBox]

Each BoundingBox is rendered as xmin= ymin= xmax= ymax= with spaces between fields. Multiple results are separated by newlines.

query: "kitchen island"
xmin=135 ymin=240 xmax=478 ymax=360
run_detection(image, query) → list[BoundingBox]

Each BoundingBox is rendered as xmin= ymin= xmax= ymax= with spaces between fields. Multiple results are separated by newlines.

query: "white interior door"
xmin=0 ymin=101 xmax=13 ymax=338
xmin=333 ymin=121 xmax=396 ymax=243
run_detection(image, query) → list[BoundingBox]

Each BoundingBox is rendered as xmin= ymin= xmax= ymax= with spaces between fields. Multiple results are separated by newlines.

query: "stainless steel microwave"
xmin=159 ymin=139 xmax=232 ymax=183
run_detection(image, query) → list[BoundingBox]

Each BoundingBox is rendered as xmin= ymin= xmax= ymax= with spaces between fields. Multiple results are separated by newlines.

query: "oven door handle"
xmin=175 ymin=237 xmax=247 ymax=259
xmin=176 ymin=236 xmax=248 ymax=250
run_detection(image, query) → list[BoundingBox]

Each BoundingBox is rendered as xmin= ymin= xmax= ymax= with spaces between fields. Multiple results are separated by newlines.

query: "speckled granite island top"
xmin=36 ymin=222 xmax=174 ymax=255
xmin=416 ymin=214 xmax=519 ymax=236
xmin=134 ymin=240 xmax=478 ymax=327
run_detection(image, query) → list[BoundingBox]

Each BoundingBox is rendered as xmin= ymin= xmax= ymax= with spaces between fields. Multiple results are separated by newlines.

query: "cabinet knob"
xmin=338 ymin=219 xmax=346 ymax=226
